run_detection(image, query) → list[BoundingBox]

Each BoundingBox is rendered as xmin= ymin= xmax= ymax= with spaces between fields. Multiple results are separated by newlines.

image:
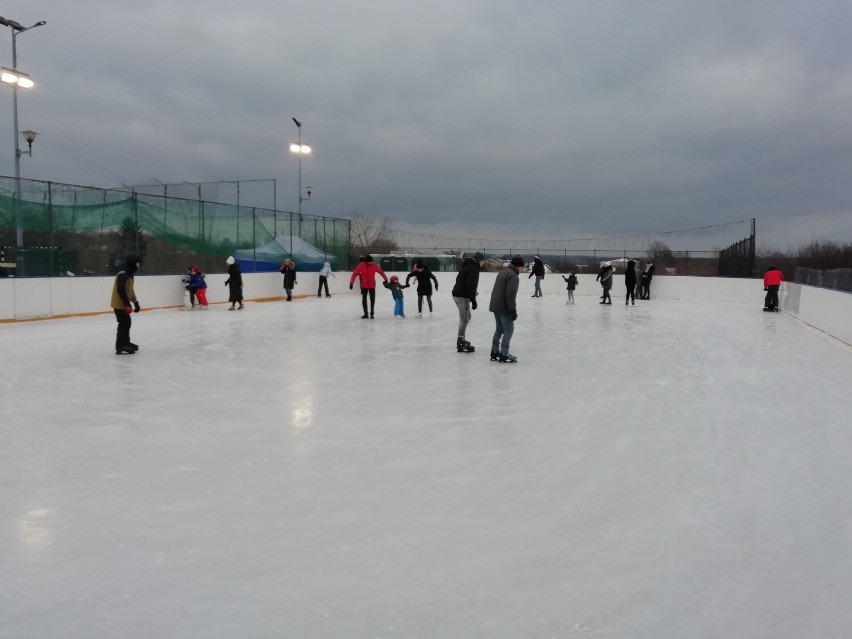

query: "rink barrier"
xmin=1 ymin=272 xmax=850 ymax=346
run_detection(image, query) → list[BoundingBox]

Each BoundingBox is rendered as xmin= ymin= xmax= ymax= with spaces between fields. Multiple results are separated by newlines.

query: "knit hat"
xmin=473 ymin=251 xmax=486 ymax=261
xmin=226 ymin=256 xmax=235 ymax=265
xmin=511 ymin=256 xmax=524 ymax=268
xmin=365 ymin=254 xmax=373 ymax=263
xmin=390 ymin=275 xmax=399 ymax=282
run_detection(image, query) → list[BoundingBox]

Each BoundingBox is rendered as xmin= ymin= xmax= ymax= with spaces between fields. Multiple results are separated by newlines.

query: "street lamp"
xmin=289 ymin=117 xmax=311 ymax=217
xmin=1 ymin=16 xmax=46 ymax=248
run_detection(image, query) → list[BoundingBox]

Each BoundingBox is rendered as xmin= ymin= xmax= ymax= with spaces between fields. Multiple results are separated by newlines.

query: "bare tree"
xmin=348 ymin=208 xmax=398 ymax=256
xmin=647 ymin=239 xmax=674 ymax=265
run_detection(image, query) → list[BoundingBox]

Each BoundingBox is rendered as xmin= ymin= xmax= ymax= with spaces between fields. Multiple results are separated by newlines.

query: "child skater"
xmin=562 ymin=272 xmax=578 ymax=304
xmin=383 ymin=275 xmax=410 ymax=318
xmin=188 ymin=266 xmax=208 ymax=308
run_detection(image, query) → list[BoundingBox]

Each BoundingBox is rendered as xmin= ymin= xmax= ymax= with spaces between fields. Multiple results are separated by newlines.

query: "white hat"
xmin=605 ymin=261 xmax=611 ymax=267
xmin=226 ymin=256 xmax=235 ymax=265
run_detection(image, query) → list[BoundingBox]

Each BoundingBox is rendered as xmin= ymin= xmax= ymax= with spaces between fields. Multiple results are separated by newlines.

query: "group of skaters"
xmin=592 ymin=259 xmax=656 ymax=305
xmin=109 ymin=249 xmax=783 ymax=358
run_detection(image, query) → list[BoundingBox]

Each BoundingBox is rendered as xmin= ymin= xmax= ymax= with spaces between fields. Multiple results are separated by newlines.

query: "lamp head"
xmin=22 ymin=130 xmax=37 ymax=145
xmin=292 ymin=117 xmax=301 ymax=127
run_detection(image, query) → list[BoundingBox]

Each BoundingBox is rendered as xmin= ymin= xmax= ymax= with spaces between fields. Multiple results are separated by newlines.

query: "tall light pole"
xmin=1 ymin=16 xmax=46 ymax=248
xmin=289 ymin=117 xmax=311 ymax=217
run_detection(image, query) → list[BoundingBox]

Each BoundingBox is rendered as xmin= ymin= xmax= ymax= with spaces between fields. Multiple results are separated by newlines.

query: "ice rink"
xmin=2 ymin=291 xmax=851 ymax=638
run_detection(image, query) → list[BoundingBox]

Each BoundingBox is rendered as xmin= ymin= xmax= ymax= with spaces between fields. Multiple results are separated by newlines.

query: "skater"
xmin=639 ymin=261 xmax=655 ymax=299
xmin=110 ymin=255 xmax=141 ymax=354
xmin=529 ymin=255 xmax=545 ymax=297
xmin=451 ymin=251 xmax=486 ymax=352
xmin=596 ymin=261 xmax=614 ymax=304
xmin=183 ymin=266 xmax=198 ymax=307
xmin=349 ymin=254 xmax=389 ymax=318
xmin=405 ymin=260 xmax=439 ymax=316
xmin=763 ymin=265 xmax=784 ymax=311
xmin=318 ymin=260 xmax=335 ymax=298
xmin=625 ymin=259 xmax=637 ymax=306
xmin=490 ymin=256 xmax=523 ymax=362
xmin=225 ymin=256 xmax=244 ymax=310
xmin=562 ymin=272 xmax=578 ymax=304
xmin=280 ymin=259 xmax=297 ymax=301
xmin=383 ymin=275 xmax=410 ymax=318
xmin=188 ymin=266 xmax=208 ymax=308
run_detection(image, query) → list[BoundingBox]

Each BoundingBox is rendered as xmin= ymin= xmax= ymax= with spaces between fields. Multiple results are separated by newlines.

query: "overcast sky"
xmin=2 ymin=0 xmax=851 ymax=251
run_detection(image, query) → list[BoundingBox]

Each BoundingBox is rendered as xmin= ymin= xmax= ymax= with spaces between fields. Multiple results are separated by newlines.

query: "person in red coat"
xmin=763 ymin=265 xmax=784 ymax=312
xmin=349 ymin=254 xmax=389 ymax=319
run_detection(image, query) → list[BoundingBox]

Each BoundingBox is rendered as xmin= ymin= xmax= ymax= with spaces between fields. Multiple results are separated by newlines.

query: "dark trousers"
xmin=114 ymin=309 xmax=131 ymax=347
xmin=491 ymin=313 xmax=515 ymax=354
xmin=318 ymin=276 xmax=330 ymax=297
xmin=417 ymin=293 xmax=433 ymax=313
xmin=765 ymin=285 xmax=780 ymax=309
xmin=626 ymin=287 xmax=635 ymax=304
xmin=361 ymin=288 xmax=376 ymax=315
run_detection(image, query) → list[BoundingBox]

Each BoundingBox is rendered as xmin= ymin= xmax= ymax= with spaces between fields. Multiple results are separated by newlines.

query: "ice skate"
xmin=127 ymin=342 xmax=139 ymax=351
xmin=490 ymin=351 xmax=500 ymax=361
xmin=499 ymin=353 xmax=518 ymax=363
xmin=457 ymin=337 xmax=475 ymax=353
xmin=238 ymin=303 xmax=244 ymax=310
xmin=115 ymin=345 xmax=136 ymax=355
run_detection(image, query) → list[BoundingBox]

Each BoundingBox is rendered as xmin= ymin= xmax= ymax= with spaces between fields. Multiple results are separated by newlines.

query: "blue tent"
xmin=234 ymin=236 xmax=339 ymax=273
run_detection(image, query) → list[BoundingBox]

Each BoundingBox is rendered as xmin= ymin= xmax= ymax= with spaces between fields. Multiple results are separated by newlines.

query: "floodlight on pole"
xmin=1 ymin=15 xmax=46 ymax=248
xmin=289 ymin=117 xmax=312 ymax=217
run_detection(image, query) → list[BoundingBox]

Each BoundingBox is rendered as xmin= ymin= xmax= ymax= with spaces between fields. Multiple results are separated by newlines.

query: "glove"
xmin=510 ymin=311 xmax=518 ymax=321
xmin=225 ymin=282 xmax=229 ymax=287
xmin=124 ymin=305 xmax=133 ymax=314
xmin=133 ymin=301 xmax=141 ymax=313
xmin=349 ymin=283 xmax=354 ymax=290
xmin=471 ymin=298 xmax=478 ymax=310
xmin=435 ymin=284 xmax=438 ymax=291
xmin=764 ymin=287 xmax=768 ymax=291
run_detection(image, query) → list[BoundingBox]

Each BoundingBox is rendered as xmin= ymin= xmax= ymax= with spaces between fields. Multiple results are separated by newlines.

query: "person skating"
xmin=405 ymin=260 xmax=439 ymax=317
xmin=451 ymin=251 xmax=486 ymax=352
xmin=763 ymin=265 xmax=784 ymax=311
xmin=318 ymin=260 xmax=335 ymax=298
xmin=110 ymin=255 xmax=142 ymax=354
xmin=596 ymin=261 xmax=614 ymax=304
xmin=490 ymin=256 xmax=523 ymax=362
xmin=529 ymin=255 xmax=545 ymax=297
xmin=280 ymin=259 xmax=297 ymax=301
xmin=562 ymin=272 xmax=578 ymax=304
xmin=349 ymin=254 xmax=389 ymax=318
xmin=225 ymin=256 xmax=244 ymax=310
xmin=183 ymin=266 xmax=198 ymax=307
xmin=625 ymin=259 xmax=637 ymax=306
xmin=187 ymin=267 xmax=208 ymax=308
xmin=383 ymin=275 xmax=410 ymax=318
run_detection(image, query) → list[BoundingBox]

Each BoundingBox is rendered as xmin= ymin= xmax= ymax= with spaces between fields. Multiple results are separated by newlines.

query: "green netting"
xmin=0 ymin=177 xmax=350 ymax=276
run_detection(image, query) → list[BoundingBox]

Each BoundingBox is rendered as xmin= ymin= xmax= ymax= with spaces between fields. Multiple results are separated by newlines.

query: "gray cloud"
xmin=3 ymin=0 xmax=851 ymax=250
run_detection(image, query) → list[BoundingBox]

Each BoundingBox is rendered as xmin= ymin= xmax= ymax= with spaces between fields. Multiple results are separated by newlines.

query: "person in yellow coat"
xmin=110 ymin=255 xmax=141 ymax=354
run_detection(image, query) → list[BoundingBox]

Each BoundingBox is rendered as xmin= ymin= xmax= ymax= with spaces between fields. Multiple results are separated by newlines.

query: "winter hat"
xmin=473 ymin=251 xmax=486 ymax=261
xmin=226 ymin=256 xmax=235 ymax=265
xmin=390 ymin=275 xmax=399 ymax=282
xmin=125 ymin=255 xmax=141 ymax=273
xmin=191 ymin=266 xmax=199 ymax=273
xmin=511 ymin=256 xmax=525 ymax=268
xmin=605 ymin=261 xmax=611 ymax=267
xmin=365 ymin=254 xmax=373 ymax=263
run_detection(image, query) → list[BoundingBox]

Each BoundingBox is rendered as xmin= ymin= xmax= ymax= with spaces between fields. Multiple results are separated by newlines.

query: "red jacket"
xmin=350 ymin=262 xmax=388 ymax=289
xmin=763 ymin=269 xmax=783 ymax=287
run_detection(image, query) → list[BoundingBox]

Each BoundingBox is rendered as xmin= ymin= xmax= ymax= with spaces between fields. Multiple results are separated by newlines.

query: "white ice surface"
xmin=1 ymin=293 xmax=851 ymax=638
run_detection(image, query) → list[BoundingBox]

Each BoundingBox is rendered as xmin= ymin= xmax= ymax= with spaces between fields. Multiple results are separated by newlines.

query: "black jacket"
xmin=406 ymin=267 xmax=438 ymax=294
xmin=529 ymin=258 xmax=545 ymax=278
xmin=451 ymin=257 xmax=480 ymax=301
